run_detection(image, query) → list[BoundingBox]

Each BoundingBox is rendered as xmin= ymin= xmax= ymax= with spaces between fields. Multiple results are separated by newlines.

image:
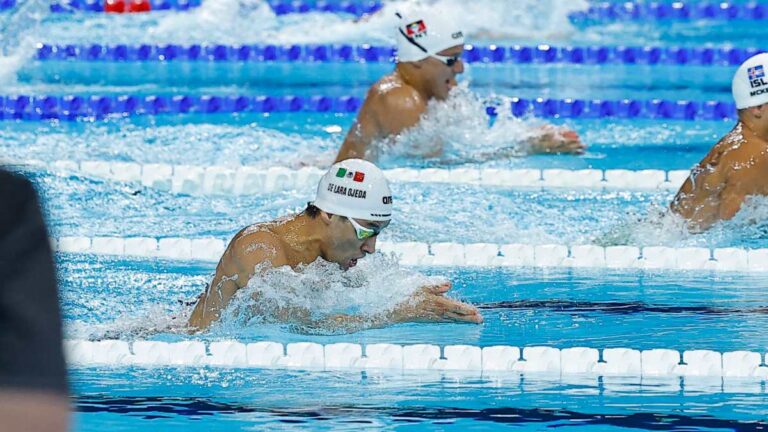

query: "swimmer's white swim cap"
xmin=312 ymin=159 xmax=393 ymax=222
xmin=395 ymin=9 xmax=465 ymax=63
xmin=732 ymin=52 xmax=768 ymax=109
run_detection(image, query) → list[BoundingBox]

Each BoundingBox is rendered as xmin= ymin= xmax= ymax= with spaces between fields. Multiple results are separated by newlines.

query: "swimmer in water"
xmin=188 ymin=159 xmax=482 ymax=331
xmin=334 ymin=8 xmax=585 ymax=163
xmin=671 ymin=53 xmax=768 ymax=232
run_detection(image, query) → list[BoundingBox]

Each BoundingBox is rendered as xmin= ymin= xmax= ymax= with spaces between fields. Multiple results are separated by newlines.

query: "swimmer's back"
xmin=671 ymin=124 xmax=768 ymax=229
xmin=364 ymin=74 xmax=426 ymax=126
xmin=188 ymin=224 xmax=288 ymax=329
xmin=224 ymin=223 xmax=289 ymax=274
xmin=336 ymin=74 xmax=426 ymax=162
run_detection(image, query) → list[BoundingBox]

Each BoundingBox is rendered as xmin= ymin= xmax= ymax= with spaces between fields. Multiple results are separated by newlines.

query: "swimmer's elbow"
xmin=336 ymin=134 xmax=370 ymax=163
xmin=334 ymin=146 xmax=362 ymax=163
xmin=718 ymin=195 xmax=746 ymax=222
xmin=187 ymin=305 xmax=213 ymax=331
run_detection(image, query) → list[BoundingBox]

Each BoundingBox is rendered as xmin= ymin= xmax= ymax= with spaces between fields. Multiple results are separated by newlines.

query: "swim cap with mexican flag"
xmin=312 ymin=159 xmax=392 ymax=222
xmin=395 ymin=9 xmax=464 ymax=63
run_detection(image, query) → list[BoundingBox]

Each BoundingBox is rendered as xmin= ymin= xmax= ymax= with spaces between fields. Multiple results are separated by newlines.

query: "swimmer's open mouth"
xmin=348 ymin=258 xmax=358 ymax=268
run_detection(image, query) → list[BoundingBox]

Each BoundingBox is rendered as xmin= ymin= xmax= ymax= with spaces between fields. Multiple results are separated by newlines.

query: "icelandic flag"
xmin=748 ymin=65 xmax=765 ymax=80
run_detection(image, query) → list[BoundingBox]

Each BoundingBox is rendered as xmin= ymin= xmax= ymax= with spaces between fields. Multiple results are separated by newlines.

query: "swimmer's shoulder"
xmin=227 ymin=223 xmax=289 ymax=268
xmin=367 ymin=74 xmax=426 ymax=111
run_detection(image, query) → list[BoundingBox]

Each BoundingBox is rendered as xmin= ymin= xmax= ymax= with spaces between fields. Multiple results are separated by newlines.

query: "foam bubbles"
xmin=67 ymin=304 xmax=190 ymax=340
xmin=376 ymin=83 xmax=555 ymax=165
xmin=0 ymin=121 xmax=340 ymax=167
xmin=0 ymin=0 xmax=50 ymax=86
xmin=597 ymin=195 xmax=768 ymax=249
xmin=216 ymin=253 xmax=444 ymax=334
xmin=36 ymin=0 xmax=587 ymax=45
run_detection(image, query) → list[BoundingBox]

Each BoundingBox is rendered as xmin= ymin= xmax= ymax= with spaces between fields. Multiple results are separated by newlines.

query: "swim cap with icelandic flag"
xmin=312 ymin=159 xmax=393 ymax=222
xmin=395 ymin=9 xmax=464 ymax=63
xmin=732 ymin=52 xmax=768 ymax=109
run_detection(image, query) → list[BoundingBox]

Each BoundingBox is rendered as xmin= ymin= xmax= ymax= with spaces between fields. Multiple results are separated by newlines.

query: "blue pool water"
xmin=4 ymin=0 xmax=768 ymax=430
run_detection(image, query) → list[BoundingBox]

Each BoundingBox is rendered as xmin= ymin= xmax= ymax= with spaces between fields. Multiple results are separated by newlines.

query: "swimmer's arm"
xmin=294 ymin=285 xmax=483 ymax=334
xmin=188 ymin=232 xmax=286 ymax=330
xmin=294 ymin=313 xmax=386 ymax=335
xmin=335 ymin=108 xmax=380 ymax=162
xmin=294 ymin=311 xmax=418 ymax=335
xmin=376 ymin=88 xmax=426 ymax=136
xmin=524 ymin=126 xmax=585 ymax=155
xmin=670 ymin=164 xmax=731 ymax=232
xmin=334 ymin=87 xmax=426 ymax=162
xmin=716 ymin=181 xmax=749 ymax=222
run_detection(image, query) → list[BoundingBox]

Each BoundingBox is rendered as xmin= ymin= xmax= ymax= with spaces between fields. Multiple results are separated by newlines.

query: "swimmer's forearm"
xmin=297 ymin=313 xmax=396 ymax=335
xmin=187 ymin=304 xmax=220 ymax=331
xmin=187 ymin=272 xmax=243 ymax=330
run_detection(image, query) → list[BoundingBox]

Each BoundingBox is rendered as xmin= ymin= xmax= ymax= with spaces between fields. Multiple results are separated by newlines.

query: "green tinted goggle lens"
xmin=349 ymin=218 xmax=382 ymax=240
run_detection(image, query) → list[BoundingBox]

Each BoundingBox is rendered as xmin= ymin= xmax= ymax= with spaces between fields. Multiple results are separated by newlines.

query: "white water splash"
xmin=250 ymin=0 xmax=588 ymax=44
xmin=597 ymin=195 xmax=768 ymax=248
xmin=376 ymin=83 xmax=556 ymax=165
xmin=152 ymin=0 xmax=281 ymax=44
xmin=38 ymin=0 xmax=588 ymax=45
xmin=215 ymin=253 xmax=444 ymax=334
xmin=381 ymin=0 xmax=588 ymax=42
xmin=66 ymin=304 xmax=192 ymax=340
xmin=0 ymin=121 xmax=340 ymax=167
xmin=0 ymin=0 xmax=50 ymax=87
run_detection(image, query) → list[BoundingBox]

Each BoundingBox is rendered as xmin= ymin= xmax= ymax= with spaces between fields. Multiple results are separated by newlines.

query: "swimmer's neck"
xmin=738 ymin=115 xmax=768 ymax=142
xmin=272 ymin=213 xmax=326 ymax=265
xmin=395 ymin=63 xmax=434 ymax=101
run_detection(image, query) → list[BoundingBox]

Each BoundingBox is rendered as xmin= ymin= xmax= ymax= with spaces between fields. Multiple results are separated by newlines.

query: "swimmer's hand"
xmin=528 ymin=126 xmax=586 ymax=155
xmin=391 ymin=283 xmax=483 ymax=324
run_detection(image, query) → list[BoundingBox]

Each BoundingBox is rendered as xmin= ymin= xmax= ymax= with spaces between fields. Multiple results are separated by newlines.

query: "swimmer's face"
xmin=323 ymin=214 xmax=389 ymax=270
xmin=422 ymin=44 xmax=464 ymax=100
xmin=755 ymin=103 xmax=768 ymax=121
xmin=742 ymin=103 xmax=768 ymax=126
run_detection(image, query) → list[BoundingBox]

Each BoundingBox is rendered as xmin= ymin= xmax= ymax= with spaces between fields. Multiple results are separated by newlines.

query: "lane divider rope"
xmin=37 ymin=0 xmax=200 ymax=13
xmin=571 ymin=1 xmax=768 ymax=23
xmin=50 ymin=236 xmax=768 ymax=273
xmin=36 ymin=43 xmax=765 ymax=66
xmin=39 ymin=0 xmax=377 ymax=15
xmin=23 ymin=159 xmax=693 ymax=193
xmin=0 ymin=94 xmax=738 ymax=121
xmin=64 ymin=339 xmax=768 ymax=381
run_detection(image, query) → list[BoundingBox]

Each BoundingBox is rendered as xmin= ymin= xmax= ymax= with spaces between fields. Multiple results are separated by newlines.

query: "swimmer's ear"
xmin=753 ymin=104 xmax=767 ymax=118
xmin=319 ymin=211 xmax=334 ymax=225
xmin=402 ymin=61 xmax=424 ymax=70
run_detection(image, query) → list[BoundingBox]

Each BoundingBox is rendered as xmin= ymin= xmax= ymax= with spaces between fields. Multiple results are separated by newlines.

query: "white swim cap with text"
xmin=312 ymin=159 xmax=393 ymax=222
xmin=395 ymin=9 xmax=465 ymax=63
xmin=733 ymin=52 xmax=768 ymax=110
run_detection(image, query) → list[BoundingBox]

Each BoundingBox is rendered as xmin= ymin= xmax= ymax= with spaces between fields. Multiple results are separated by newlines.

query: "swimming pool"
xmin=4 ymin=0 xmax=768 ymax=430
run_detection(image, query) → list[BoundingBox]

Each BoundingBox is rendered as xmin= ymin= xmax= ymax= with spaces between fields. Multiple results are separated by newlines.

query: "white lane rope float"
xmin=65 ymin=339 xmax=768 ymax=383
xmin=14 ymin=159 xmax=691 ymax=193
xmin=52 ymin=236 xmax=768 ymax=272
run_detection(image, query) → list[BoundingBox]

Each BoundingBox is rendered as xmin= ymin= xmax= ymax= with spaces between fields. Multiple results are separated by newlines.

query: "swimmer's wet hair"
xmin=305 ymin=202 xmax=345 ymax=220
xmin=305 ymin=202 xmax=320 ymax=218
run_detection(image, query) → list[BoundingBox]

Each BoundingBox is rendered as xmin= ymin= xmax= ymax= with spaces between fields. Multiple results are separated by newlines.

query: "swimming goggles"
xmin=431 ymin=53 xmax=461 ymax=67
xmin=348 ymin=217 xmax=384 ymax=240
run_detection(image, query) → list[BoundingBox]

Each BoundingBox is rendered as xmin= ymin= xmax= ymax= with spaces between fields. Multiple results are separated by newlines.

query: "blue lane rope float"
xmin=267 ymin=0 xmax=383 ymax=16
xmin=48 ymin=0 xmax=203 ymax=13
xmin=0 ymin=0 xmax=377 ymax=14
xmin=571 ymin=1 xmax=768 ymax=23
xmin=35 ymin=43 xmax=766 ymax=66
xmin=0 ymin=94 xmax=737 ymax=121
